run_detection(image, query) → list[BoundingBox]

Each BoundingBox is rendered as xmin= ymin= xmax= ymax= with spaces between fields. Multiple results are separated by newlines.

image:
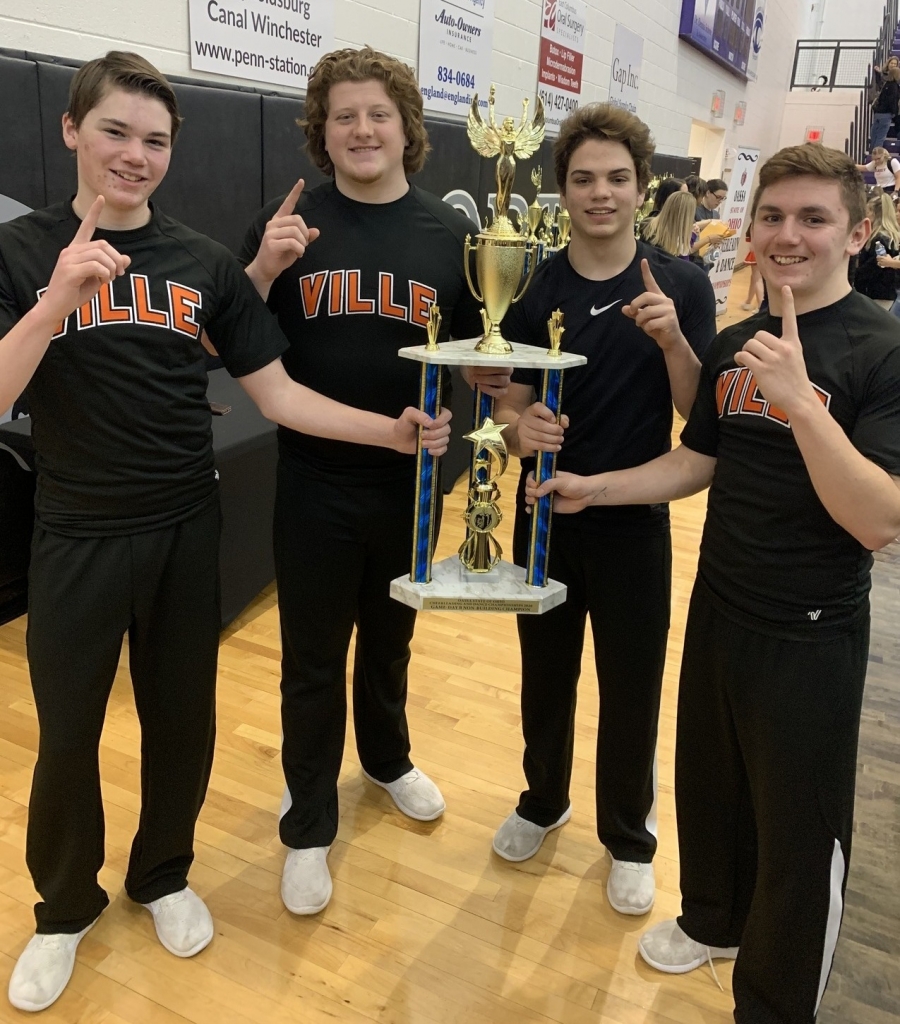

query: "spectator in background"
xmin=854 ymin=192 xmax=900 ymax=308
xmin=855 ymin=146 xmax=900 ymax=194
xmin=695 ymin=178 xmax=728 ymax=221
xmin=644 ymin=191 xmax=707 ymax=269
xmin=638 ymin=176 xmax=686 ymax=240
xmin=869 ymin=66 xmax=900 ymax=153
xmin=684 ymin=174 xmax=706 ymax=203
xmin=740 ymin=228 xmax=764 ymax=312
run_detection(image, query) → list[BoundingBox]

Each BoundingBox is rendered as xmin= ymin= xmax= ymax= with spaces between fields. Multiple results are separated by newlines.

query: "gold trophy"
xmin=464 ymin=85 xmax=545 ymax=354
xmin=526 ymin=167 xmax=545 ymax=244
xmin=556 ymin=206 xmax=571 ymax=247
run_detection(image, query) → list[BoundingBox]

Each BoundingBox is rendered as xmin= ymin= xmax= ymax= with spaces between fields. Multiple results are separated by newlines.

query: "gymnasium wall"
xmin=0 ymin=0 xmax=806 ymax=174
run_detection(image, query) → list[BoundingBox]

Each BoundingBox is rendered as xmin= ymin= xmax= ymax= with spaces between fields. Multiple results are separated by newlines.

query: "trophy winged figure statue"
xmin=467 ymin=86 xmax=545 ymax=232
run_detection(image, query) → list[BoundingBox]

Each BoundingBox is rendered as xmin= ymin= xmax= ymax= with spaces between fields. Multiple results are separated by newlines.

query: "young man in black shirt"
xmin=491 ymin=103 xmax=715 ymax=916
xmin=529 ymin=145 xmax=900 ymax=1021
xmin=0 ymin=52 xmax=450 ymax=1014
xmin=240 ymin=47 xmax=506 ymax=918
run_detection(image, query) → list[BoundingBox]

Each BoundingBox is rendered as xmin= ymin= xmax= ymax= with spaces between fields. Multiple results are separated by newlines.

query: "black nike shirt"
xmin=505 ymin=241 xmax=716 ymax=532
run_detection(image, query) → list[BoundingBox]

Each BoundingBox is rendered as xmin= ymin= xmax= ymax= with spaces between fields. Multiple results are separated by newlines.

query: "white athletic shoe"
xmin=607 ymin=858 xmax=656 ymax=915
xmin=142 ymin=888 xmax=214 ymax=958
xmin=492 ymin=807 xmax=572 ymax=862
xmin=281 ymin=847 xmax=332 ymax=915
xmin=8 ymin=918 xmax=98 ymax=1012
xmin=639 ymin=918 xmax=739 ymax=977
xmin=363 ymin=768 xmax=445 ymax=821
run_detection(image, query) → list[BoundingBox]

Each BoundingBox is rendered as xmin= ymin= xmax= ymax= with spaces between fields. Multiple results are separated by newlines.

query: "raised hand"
xmin=524 ymin=470 xmax=597 ymax=514
xmin=40 ymin=196 xmax=131 ymax=324
xmin=252 ymin=179 xmax=320 ymax=284
xmin=517 ymin=401 xmax=569 ymax=455
xmin=734 ymin=286 xmax=813 ymax=417
xmin=393 ymin=406 xmax=453 ymax=456
xmin=622 ymin=259 xmax=683 ymax=350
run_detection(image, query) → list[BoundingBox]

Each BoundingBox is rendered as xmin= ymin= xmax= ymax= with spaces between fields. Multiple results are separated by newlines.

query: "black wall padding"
xmin=261 ymin=94 xmax=328 ymax=204
xmin=154 ymin=82 xmax=263 ymax=254
xmin=37 ymin=62 xmax=79 ymax=204
xmin=417 ymin=116 xmax=484 ymax=205
xmin=0 ymin=55 xmax=46 ymax=210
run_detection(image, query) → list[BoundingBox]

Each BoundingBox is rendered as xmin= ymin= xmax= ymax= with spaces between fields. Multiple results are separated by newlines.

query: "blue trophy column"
xmin=410 ymin=362 xmax=443 ymax=583
xmin=526 ymin=367 xmax=564 ymax=587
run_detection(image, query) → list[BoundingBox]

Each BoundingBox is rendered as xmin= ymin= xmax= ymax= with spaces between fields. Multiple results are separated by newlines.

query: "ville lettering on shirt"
xmin=37 ymin=275 xmax=203 ymax=340
xmin=298 ymin=270 xmax=437 ymax=325
xmin=715 ymin=365 xmax=831 ymax=428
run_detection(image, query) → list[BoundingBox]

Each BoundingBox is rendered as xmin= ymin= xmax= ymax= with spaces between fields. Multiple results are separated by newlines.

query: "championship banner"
xmin=708 ymin=146 xmax=760 ymax=315
xmin=418 ymin=0 xmax=496 ymax=117
xmin=537 ymin=0 xmax=587 ymax=136
xmin=188 ymin=0 xmax=334 ymax=90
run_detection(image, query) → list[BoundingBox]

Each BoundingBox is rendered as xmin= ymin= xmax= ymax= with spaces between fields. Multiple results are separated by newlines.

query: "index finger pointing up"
xmin=276 ymin=178 xmax=306 ymax=218
xmin=779 ymin=285 xmax=799 ymax=339
xmin=640 ymin=258 xmax=664 ymax=295
xmin=73 ymin=195 xmax=105 ymax=243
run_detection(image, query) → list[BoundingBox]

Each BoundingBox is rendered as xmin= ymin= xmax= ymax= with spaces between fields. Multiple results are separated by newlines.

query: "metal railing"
xmin=790 ymin=40 xmax=876 ymax=91
xmin=844 ymin=0 xmax=900 ymax=159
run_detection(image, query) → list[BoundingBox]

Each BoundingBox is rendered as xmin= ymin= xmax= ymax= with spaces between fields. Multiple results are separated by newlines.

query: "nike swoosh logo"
xmin=590 ymin=300 xmax=622 ymax=316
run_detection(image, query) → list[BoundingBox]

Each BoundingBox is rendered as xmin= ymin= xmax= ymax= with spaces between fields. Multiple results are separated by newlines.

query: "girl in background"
xmin=854 ymin=192 xmax=900 ymax=308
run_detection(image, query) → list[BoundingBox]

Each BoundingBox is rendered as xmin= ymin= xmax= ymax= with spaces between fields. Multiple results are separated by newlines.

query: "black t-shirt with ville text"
xmin=682 ymin=290 xmax=900 ymax=634
xmin=239 ymin=181 xmax=484 ymax=483
xmin=0 ymin=200 xmax=288 ymax=536
xmin=506 ymin=242 xmax=716 ymax=533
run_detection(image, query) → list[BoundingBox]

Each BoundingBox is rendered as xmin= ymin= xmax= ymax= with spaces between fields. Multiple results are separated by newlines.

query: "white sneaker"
xmin=281 ymin=847 xmax=332 ymax=915
xmin=639 ymin=918 xmax=739 ymax=975
xmin=492 ymin=807 xmax=571 ymax=862
xmin=142 ymin=888 xmax=213 ymax=958
xmin=362 ymin=768 xmax=445 ymax=821
xmin=607 ymin=858 xmax=655 ymax=915
xmin=8 ymin=918 xmax=98 ymax=1012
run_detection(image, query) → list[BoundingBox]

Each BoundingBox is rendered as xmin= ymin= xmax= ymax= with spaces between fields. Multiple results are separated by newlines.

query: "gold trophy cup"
xmin=464 ymin=86 xmax=545 ymax=355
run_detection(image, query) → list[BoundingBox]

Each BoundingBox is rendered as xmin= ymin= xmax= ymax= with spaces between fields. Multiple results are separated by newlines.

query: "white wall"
xmin=817 ymin=0 xmax=885 ymax=41
xmin=778 ymin=90 xmax=860 ymax=150
xmin=0 ymin=0 xmax=805 ymax=172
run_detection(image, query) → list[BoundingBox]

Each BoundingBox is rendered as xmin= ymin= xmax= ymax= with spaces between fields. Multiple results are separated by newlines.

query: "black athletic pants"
xmin=274 ymin=461 xmax=432 ymax=850
xmin=512 ymin=515 xmax=671 ymax=862
xmin=25 ymin=502 xmax=221 ymax=934
xmin=676 ymin=579 xmax=869 ymax=1024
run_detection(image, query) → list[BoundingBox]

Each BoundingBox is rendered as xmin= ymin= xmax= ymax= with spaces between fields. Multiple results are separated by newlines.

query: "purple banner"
xmin=679 ymin=0 xmax=753 ymax=81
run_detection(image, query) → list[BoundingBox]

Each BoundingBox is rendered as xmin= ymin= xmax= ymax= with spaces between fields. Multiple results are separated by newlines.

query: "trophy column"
xmin=410 ymin=307 xmax=443 ymax=584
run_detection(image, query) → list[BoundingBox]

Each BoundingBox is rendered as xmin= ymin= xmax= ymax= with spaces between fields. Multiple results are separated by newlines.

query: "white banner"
xmin=708 ymin=146 xmax=761 ymax=315
xmin=747 ymin=0 xmax=766 ymax=82
xmin=537 ymin=0 xmax=587 ymax=136
xmin=608 ymin=25 xmax=643 ymax=114
xmin=188 ymin=0 xmax=334 ymax=91
xmin=418 ymin=0 xmax=495 ymax=117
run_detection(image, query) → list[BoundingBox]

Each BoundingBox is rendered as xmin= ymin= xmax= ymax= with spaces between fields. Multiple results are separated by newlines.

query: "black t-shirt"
xmin=682 ymin=290 xmax=900 ymax=634
xmin=240 ymin=181 xmax=483 ymax=483
xmin=0 ymin=200 xmax=288 ymax=536
xmin=854 ymin=233 xmax=900 ymax=300
xmin=874 ymin=79 xmax=900 ymax=115
xmin=505 ymin=242 xmax=716 ymax=533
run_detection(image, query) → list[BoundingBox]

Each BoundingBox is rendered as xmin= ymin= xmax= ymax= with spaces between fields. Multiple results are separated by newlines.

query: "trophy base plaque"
xmin=390 ymin=557 xmax=567 ymax=615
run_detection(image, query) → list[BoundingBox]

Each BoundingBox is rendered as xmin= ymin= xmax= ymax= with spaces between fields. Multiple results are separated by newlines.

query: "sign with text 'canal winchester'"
xmin=188 ymin=0 xmax=334 ymax=90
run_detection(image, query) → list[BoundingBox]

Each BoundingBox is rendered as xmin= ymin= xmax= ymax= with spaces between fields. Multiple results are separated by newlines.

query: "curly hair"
xmin=300 ymin=46 xmax=430 ymax=176
xmin=554 ymin=103 xmax=655 ymax=193
xmin=67 ymin=51 xmax=183 ymax=143
xmin=750 ymin=144 xmax=866 ymax=227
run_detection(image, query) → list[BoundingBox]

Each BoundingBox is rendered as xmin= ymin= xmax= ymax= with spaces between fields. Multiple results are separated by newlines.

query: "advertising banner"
xmin=188 ymin=0 xmax=334 ymax=90
xmin=418 ymin=0 xmax=495 ymax=117
xmin=746 ymin=0 xmax=766 ymax=81
xmin=707 ymin=146 xmax=760 ymax=315
xmin=607 ymin=25 xmax=643 ymax=114
xmin=537 ymin=0 xmax=588 ymax=136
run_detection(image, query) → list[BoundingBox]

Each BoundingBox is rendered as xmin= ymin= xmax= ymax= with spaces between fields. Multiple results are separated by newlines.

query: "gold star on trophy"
xmin=463 ymin=417 xmax=509 ymax=472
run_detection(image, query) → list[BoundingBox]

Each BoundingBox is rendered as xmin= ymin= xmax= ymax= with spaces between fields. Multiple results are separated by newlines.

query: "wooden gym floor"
xmin=0 ymin=267 xmax=897 ymax=1023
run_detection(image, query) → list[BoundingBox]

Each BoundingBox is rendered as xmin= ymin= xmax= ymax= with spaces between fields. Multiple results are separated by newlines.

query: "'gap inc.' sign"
xmin=608 ymin=25 xmax=643 ymax=114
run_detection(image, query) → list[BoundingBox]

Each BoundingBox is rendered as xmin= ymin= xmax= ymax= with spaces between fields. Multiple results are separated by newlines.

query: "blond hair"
xmin=867 ymin=192 xmax=900 ymax=248
xmin=645 ymin=191 xmax=696 ymax=256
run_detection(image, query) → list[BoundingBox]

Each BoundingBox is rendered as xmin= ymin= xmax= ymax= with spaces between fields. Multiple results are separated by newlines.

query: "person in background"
xmin=695 ymin=178 xmax=728 ymax=222
xmin=855 ymin=146 xmax=900 ymax=194
xmin=869 ymin=66 xmax=900 ymax=153
xmin=638 ymin=177 xmax=686 ymax=240
xmin=684 ymin=174 xmax=706 ymax=203
xmin=644 ymin=191 xmax=706 ymax=269
xmin=855 ymin=192 xmax=900 ymax=308
xmin=740 ymin=228 xmax=764 ymax=312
